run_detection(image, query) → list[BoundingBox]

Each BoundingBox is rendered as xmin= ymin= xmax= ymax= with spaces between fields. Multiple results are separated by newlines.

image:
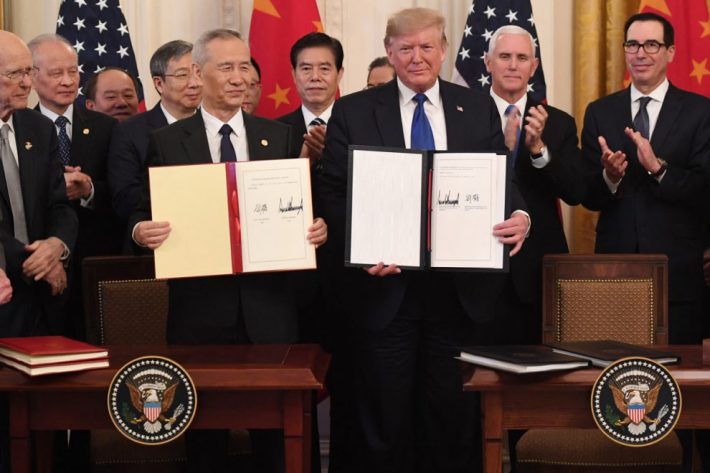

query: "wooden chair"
xmin=82 ymin=256 xmax=252 ymax=472
xmin=516 ymin=253 xmax=683 ymax=473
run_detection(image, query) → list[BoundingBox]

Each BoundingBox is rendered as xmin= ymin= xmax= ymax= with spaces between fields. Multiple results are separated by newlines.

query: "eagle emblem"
xmin=591 ymin=357 xmax=681 ymax=447
xmin=108 ymin=356 xmax=197 ymax=445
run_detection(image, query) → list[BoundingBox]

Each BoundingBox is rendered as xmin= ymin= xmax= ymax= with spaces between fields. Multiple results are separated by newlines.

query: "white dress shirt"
xmin=201 ymin=107 xmax=250 ymax=162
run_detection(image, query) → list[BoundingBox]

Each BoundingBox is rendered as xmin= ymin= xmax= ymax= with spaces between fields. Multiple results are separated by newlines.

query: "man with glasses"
xmin=581 ymin=12 xmax=710 ymax=346
xmin=108 ymin=40 xmax=202 ymax=224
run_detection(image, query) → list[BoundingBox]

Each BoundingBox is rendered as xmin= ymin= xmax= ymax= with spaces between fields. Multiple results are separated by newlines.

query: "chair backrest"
xmin=542 ymin=254 xmax=668 ymax=345
xmin=82 ymin=256 xmax=168 ymax=346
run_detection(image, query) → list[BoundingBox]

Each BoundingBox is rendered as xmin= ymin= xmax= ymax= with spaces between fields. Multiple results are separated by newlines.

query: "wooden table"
xmin=463 ymin=346 xmax=710 ymax=473
xmin=0 ymin=344 xmax=329 ymax=473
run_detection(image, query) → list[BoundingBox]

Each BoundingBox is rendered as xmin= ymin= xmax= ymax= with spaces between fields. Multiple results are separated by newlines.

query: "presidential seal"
xmin=591 ymin=357 xmax=681 ymax=447
xmin=107 ymin=356 xmax=197 ymax=445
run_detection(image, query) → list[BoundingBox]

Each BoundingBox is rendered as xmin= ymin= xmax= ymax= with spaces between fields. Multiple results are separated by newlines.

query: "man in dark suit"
xmin=482 ymin=25 xmax=584 ymax=345
xmin=0 ymin=31 xmax=78 ymax=472
xmin=130 ymin=29 xmax=326 ymax=473
xmin=108 ymin=40 xmax=202 ymax=223
xmin=29 ymin=34 xmax=122 ymax=339
xmin=581 ymin=15 xmax=710 ymax=471
xmin=278 ymin=32 xmax=343 ymax=166
xmin=319 ymin=8 xmax=529 ymax=473
xmin=85 ymin=67 xmax=140 ymax=122
xmin=581 ymin=12 xmax=710 ymax=345
xmin=0 ymin=31 xmax=77 ymax=339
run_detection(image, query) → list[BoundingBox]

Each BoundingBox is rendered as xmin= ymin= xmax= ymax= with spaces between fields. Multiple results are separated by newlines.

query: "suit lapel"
xmin=374 ymin=81 xmax=405 ymax=148
xmin=12 ymin=112 xmax=38 ymax=233
xmin=440 ymin=80 xmax=469 ymax=150
xmin=181 ymin=112 xmax=212 ymax=164
xmin=71 ymin=106 xmax=89 ymax=167
xmin=147 ymin=103 xmax=169 ymax=130
xmin=244 ymin=113 xmax=273 ymax=161
xmin=650 ymin=84 xmax=681 ymax=154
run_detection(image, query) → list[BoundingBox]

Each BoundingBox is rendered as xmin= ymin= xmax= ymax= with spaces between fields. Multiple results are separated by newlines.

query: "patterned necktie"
xmin=504 ymin=104 xmax=522 ymax=161
xmin=55 ymin=116 xmax=71 ymax=166
xmin=219 ymin=124 xmax=237 ymax=162
xmin=410 ymin=93 xmax=435 ymax=150
xmin=309 ymin=117 xmax=326 ymax=128
xmin=0 ymin=124 xmax=29 ymax=244
xmin=633 ymin=96 xmax=652 ymax=140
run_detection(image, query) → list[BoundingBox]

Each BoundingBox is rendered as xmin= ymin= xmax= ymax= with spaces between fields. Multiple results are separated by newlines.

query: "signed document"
xmin=150 ymin=159 xmax=315 ymax=279
xmin=346 ymin=146 xmax=509 ymax=271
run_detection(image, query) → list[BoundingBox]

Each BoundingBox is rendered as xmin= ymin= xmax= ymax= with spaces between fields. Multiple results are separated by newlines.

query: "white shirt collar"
xmin=39 ymin=103 xmax=73 ymax=126
xmin=201 ymin=107 xmax=245 ymax=138
xmin=630 ymin=78 xmax=669 ymax=104
xmin=301 ymin=102 xmax=334 ymax=127
xmin=160 ymin=102 xmax=180 ymax=125
xmin=397 ymin=77 xmax=442 ymax=110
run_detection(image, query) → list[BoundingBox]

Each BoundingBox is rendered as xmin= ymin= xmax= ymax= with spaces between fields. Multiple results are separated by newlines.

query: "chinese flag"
xmin=249 ymin=0 xmax=324 ymax=118
xmin=626 ymin=0 xmax=710 ymax=97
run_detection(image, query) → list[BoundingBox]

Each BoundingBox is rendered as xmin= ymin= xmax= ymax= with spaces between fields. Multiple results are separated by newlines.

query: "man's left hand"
xmin=492 ymin=211 xmax=529 ymax=256
xmin=64 ymin=165 xmax=93 ymax=200
xmin=524 ymin=104 xmax=548 ymax=154
xmin=624 ymin=127 xmax=662 ymax=174
xmin=42 ymin=261 xmax=67 ymax=296
xmin=22 ymin=236 xmax=65 ymax=281
xmin=307 ymin=217 xmax=327 ymax=248
xmin=299 ymin=124 xmax=327 ymax=164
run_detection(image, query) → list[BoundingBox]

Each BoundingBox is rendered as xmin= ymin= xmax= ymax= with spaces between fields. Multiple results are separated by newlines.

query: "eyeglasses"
xmin=623 ymin=40 xmax=668 ymax=54
xmin=163 ymin=70 xmax=193 ymax=83
xmin=1 ymin=67 xmax=33 ymax=83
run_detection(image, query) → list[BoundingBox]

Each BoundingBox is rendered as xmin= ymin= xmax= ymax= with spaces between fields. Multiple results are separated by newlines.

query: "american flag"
xmin=451 ymin=0 xmax=547 ymax=103
xmin=55 ymin=0 xmax=145 ymax=109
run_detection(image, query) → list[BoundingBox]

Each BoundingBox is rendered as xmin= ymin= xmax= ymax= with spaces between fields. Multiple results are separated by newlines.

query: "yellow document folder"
xmin=150 ymin=159 xmax=315 ymax=279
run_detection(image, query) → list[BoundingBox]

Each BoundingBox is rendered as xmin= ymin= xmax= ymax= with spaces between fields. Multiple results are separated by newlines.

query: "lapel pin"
xmin=260 ymin=139 xmax=268 ymax=147
xmin=24 ymin=141 xmax=32 ymax=150
xmin=83 ymin=128 xmax=90 ymax=135
xmin=456 ymin=106 xmax=464 ymax=112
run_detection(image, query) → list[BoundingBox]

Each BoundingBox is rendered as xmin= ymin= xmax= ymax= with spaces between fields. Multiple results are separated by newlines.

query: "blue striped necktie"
xmin=55 ymin=116 xmax=71 ymax=166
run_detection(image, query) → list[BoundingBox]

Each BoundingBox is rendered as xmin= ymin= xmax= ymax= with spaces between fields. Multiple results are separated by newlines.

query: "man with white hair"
xmin=482 ymin=24 xmax=583 ymax=344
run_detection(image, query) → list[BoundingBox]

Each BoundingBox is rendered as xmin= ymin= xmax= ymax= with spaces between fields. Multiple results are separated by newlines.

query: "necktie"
xmin=0 ymin=124 xmax=29 ymax=244
xmin=309 ymin=117 xmax=326 ymax=128
xmin=219 ymin=124 xmax=237 ymax=162
xmin=633 ymin=96 xmax=651 ymax=140
xmin=504 ymin=104 xmax=522 ymax=161
xmin=55 ymin=116 xmax=71 ymax=166
xmin=410 ymin=93 xmax=435 ymax=150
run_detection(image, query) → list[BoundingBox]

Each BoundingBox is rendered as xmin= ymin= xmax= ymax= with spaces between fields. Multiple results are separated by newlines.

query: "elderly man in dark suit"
xmin=581 ymin=12 xmax=710 ymax=345
xmin=482 ymin=24 xmax=584 ymax=344
xmin=29 ymin=34 xmax=121 ymax=338
xmin=108 ymin=40 xmax=202 ymax=223
xmin=0 ymin=30 xmax=78 ymax=472
xmin=130 ymin=28 xmax=326 ymax=473
xmin=319 ymin=8 xmax=529 ymax=473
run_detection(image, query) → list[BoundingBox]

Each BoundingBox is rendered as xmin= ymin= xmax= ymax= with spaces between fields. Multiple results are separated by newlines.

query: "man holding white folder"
xmin=319 ymin=8 xmax=529 ymax=473
xmin=130 ymin=28 xmax=326 ymax=473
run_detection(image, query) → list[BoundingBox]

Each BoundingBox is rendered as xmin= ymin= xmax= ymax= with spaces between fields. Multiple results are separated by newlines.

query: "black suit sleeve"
xmin=108 ymin=121 xmax=143 ymax=220
xmin=580 ymin=101 xmax=616 ymax=211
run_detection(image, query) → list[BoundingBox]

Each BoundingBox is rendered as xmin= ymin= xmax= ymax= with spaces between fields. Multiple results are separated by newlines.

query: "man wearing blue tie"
xmin=319 ymin=7 xmax=530 ymax=473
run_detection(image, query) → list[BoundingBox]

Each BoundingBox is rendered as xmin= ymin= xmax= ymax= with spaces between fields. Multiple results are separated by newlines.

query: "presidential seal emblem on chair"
xmin=108 ymin=356 xmax=198 ymax=445
xmin=591 ymin=357 xmax=681 ymax=447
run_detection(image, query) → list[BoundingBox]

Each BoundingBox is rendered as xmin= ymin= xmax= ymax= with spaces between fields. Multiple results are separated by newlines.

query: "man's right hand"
xmin=598 ymin=136 xmax=627 ymax=184
xmin=0 ymin=269 xmax=12 ymax=304
xmin=134 ymin=221 xmax=171 ymax=249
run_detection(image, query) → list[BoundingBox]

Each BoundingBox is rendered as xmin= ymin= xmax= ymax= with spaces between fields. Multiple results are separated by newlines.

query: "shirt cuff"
xmin=512 ymin=209 xmax=532 ymax=238
xmin=530 ymin=148 xmax=551 ymax=168
xmin=602 ymin=169 xmax=622 ymax=194
xmin=132 ymin=222 xmax=148 ymax=248
xmin=79 ymin=182 xmax=95 ymax=208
